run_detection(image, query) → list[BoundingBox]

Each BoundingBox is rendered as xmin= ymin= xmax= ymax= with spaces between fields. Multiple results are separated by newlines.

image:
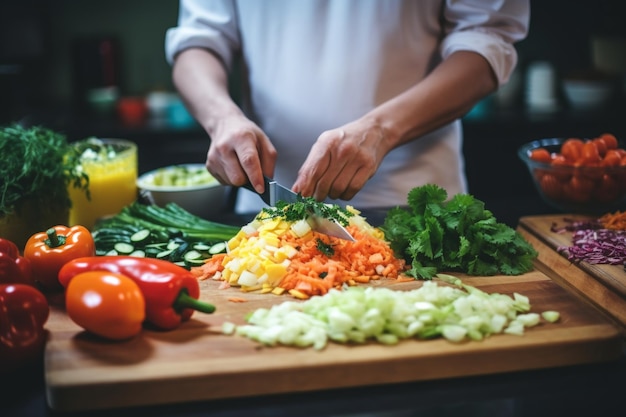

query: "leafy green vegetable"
xmin=381 ymin=184 xmax=538 ymax=279
xmin=0 ymin=124 xmax=88 ymax=217
xmin=259 ymin=195 xmax=354 ymax=226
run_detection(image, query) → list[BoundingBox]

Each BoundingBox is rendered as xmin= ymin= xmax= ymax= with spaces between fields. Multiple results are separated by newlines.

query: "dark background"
xmin=2 ymin=0 xmax=626 ymax=227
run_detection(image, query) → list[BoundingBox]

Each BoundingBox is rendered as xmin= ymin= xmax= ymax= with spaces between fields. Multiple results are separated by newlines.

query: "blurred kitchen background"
xmin=1 ymin=0 xmax=625 ymax=226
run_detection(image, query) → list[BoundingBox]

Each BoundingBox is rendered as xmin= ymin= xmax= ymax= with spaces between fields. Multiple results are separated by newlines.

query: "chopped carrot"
xmin=599 ymin=210 xmax=626 ymax=231
xmin=191 ymin=253 xmax=226 ymax=280
xmin=227 ymin=297 xmax=247 ymax=303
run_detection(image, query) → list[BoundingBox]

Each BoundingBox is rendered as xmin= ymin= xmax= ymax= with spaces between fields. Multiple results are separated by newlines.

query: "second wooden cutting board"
xmin=517 ymin=214 xmax=626 ymax=330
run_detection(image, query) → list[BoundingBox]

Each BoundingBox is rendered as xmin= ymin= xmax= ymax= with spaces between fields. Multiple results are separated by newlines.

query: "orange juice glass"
xmin=68 ymin=138 xmax=138 ymax=230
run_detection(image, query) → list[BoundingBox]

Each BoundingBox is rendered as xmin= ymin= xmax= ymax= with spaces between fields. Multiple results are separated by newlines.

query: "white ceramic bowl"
xmin=562 ymin=80 xmax=613 ymax=110
xmin=137 ymin=164 xmax=231 ymax=219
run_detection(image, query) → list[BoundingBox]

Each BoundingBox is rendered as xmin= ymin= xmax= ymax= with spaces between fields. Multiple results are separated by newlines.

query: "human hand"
xmin=205 ymin=115 xmax=277 ymax=194
xmin=292 ymin=120 xmax=392 ymax=201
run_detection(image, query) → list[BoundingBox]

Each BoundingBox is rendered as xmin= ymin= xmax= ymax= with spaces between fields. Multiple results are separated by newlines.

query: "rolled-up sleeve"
xmin=440 ymin=0 xmax=530 ymax=85
xmin=165 ymin=0 xmax=240 ymax=70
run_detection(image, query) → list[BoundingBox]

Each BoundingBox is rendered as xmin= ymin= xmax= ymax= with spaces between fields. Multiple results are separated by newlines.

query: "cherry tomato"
xmin=550 ymin=155 xmax=573 ymax=181
xmin=601 ymin=149 xmax=622 ymax=167
xmin=594 ymin=174 xmax=621 ymax=203
xmin=580 ymin=141 xmax=601 ymax=165
xmin=593 ymin=138 xmax=607 ymax=158
xmin=560 ymin=138 xmax=584 ymax=163
xmin=599 ymin=133 xmax=618 ymax=150
xmin=65 ymin=271 xmax=146 ymax=340
xmin=564 ymin=175 xmax=594 ymax=203
xmin=529 ymin=148 xmax=551 ymax=163
xmin=539 ymin=174 xmax=563 ymax=200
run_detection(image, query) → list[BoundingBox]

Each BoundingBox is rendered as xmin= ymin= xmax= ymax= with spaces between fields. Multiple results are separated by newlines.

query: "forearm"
xmin=172 ymin=47 xmax=244 ymax=135
xmin=364 ymin=51 xmax=498 ymax=151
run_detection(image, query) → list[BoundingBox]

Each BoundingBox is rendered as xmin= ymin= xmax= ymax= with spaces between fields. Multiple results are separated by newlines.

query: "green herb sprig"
xmin=0 ymin=124 xmax=89 ymax=217
xmin=381 ymin=184 xmax=538 ymax=280
xmin=259 ymin=195 xmax=354 ymax=226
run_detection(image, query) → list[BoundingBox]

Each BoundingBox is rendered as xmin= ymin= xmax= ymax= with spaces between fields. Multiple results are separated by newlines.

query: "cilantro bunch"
xmin=381 ymin=184 xmax=538 ymax=279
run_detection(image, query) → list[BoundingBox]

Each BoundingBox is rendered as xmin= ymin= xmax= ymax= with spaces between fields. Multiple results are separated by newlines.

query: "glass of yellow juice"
xmin=68 ymin=138 xmax=138 ymax=230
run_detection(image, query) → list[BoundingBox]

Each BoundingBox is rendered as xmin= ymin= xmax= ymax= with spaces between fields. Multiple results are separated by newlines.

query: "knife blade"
xmin=243 ymin=176 xmax=355 ymax=241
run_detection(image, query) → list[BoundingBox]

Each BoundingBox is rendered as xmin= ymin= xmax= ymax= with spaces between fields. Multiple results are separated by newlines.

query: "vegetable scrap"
xmin=223 ymin=274 xmax=558 ymax=350
xmin=192 ymin=205 xmax=406 ymax=299
xmin=381 ymin=184 xmax=538 ymax=279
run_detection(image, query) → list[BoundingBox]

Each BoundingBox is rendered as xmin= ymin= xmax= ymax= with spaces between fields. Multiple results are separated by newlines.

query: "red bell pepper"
xmin=24 ymin=225 xmax=95 ymax=291
xmin=0 ymin=238 xmax=34 ymax=286
xmin=58 ymin=256 xmax=215 ymax=330
xmin=0 ymin=284 xmax=49 ymax=374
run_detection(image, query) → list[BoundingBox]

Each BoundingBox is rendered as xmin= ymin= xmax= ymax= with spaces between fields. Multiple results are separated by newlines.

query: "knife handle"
xmin=241 ymin=176 xmax=273 ymax=206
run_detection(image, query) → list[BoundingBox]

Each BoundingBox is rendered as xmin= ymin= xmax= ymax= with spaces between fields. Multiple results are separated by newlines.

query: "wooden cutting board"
xmin=517 ymin=214 xmax=626 ymax=331
xmin=44 ymin=270 xmax=622 ymax=412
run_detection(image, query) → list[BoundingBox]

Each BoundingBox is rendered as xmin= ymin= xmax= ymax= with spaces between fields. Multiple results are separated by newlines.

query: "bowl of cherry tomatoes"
xmin=518 ymin=133 xmax=626 ymax=214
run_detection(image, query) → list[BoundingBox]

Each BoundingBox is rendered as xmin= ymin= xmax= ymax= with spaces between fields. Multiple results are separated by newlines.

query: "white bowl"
xmin=137 ymin=164 xmax=231 ymax=219
xmin=562 ymin=80 xmax=613 ymax=110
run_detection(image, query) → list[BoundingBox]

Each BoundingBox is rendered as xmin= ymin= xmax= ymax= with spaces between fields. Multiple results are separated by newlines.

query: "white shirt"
xmin=165 ymin=0 xmax=529 ymax=213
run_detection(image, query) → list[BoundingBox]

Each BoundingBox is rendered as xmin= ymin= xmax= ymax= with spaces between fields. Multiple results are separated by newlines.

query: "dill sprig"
xmin=0 ymin=124 xmax=89 ymax=217
xmin=259 ymin=195 xmax=354 ymax=226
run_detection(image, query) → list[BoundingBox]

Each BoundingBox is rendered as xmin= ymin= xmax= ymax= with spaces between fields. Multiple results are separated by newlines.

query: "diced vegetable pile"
xmin=192 ymin=202 xmax=406 ymax=298
xmin=224 ymin=273 xmax=559 ymax=350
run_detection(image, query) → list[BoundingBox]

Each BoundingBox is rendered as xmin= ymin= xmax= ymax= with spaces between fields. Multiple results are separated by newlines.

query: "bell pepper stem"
xmin=173 ymin=289 xmax=216 ymax=314
xmin=45 ymin=228 xmax=67 ymax=248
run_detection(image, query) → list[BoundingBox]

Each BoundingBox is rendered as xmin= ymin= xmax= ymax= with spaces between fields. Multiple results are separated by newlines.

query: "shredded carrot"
xmin=227 ymin=297 xmax=248 ymax=303
xmin=599 ymin=210 xmax=626 ymax=231
xmin=192 ymin=253 xmax=226 ymax=280
xmin=275 ymin=225 xmax=406 ymax=296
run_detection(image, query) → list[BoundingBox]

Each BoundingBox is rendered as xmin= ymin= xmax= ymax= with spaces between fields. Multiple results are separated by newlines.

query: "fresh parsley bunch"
xmin=381 ymin=184 xmax=538 ymax=279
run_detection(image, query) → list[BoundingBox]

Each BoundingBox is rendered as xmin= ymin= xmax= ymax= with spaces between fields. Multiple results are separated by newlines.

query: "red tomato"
xmin=550 ymin=155 xmax=573 ymax=181
xmin=599 ymin=133 xmax=618 ymax=150
xmin=580 ymin=141 xmax=601 ymax=165
xmin=593 ymin=138 xmax=607 ymax=158
xmin=539 ymin=174 xmax=563 ymax=200
xmin=530 ymin=148 xmax=551 ymax=163
xmin=594 ymin=174 xmax=621 ymax=203
xmin=564 ymin=176 xmax=593 ymax=203
xmin=560 ymin=138 xmax=584 ymax=163
xmin=601 ymin=149 xmax=622 ymax=167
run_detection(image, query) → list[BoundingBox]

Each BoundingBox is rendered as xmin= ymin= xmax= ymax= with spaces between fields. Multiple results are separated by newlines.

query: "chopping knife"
xmin=243 ymin=176 xmax=355 ymax=241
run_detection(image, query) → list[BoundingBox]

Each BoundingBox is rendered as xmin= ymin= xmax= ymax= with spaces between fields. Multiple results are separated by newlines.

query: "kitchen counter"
xmin=2 ymin=209 xmax=625 ymax=417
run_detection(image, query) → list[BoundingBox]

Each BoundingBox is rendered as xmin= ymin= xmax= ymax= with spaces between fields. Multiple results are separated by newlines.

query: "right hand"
xmin=205 ymin=114 xmax=277 ymax=194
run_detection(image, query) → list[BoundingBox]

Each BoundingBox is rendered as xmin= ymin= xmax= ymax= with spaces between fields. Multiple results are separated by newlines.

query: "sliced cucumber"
xmin=167 ymin=240 xmax=181 ymax=250
xmin=193 ymin=243 xmax=211 ymax=251
xmin=105 ymin=249 xmax=118 ymax=256
xmin=130 ymin=229 xmax=151 ymax=243
xmin=209 ymin=241 xmax=227 ymax=254
xmin=156 ymin=249 xmax=174 ymax=259
xmin=114 ymin=242 xmax=135 ymax=254
xmin=183 ymin=250 xmax=203 ymax=261
xmin=130 ymin=250 xmax=146 ymax=258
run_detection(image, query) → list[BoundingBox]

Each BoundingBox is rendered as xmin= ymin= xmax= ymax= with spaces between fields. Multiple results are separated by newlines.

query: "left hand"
xmin=292 ymin=120 xmax=393 ymax=201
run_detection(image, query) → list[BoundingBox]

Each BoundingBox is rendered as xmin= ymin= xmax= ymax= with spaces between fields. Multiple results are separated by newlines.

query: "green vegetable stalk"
xmin=381 ymin=184 xmax=538 ymax=279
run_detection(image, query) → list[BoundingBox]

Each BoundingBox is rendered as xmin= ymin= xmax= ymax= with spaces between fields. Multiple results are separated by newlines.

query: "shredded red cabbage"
xmin=557 ymin=228 xmax=626 ymax=265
